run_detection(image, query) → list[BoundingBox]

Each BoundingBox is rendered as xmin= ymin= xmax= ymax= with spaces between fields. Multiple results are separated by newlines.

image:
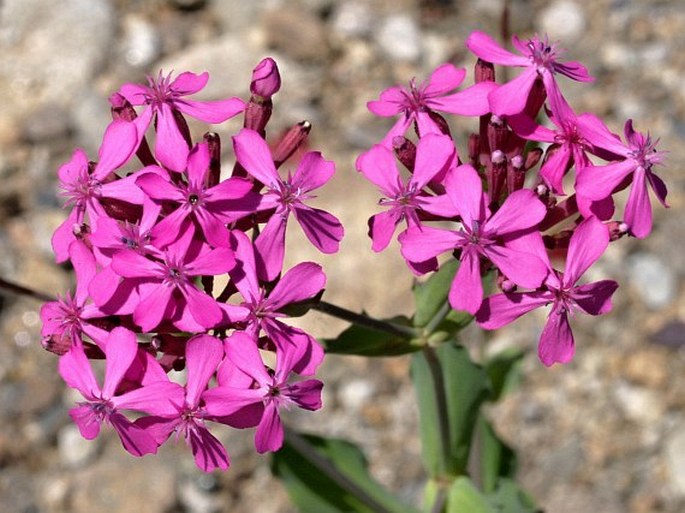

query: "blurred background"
xmin=0 ymin=0 xmax=683 ymax=512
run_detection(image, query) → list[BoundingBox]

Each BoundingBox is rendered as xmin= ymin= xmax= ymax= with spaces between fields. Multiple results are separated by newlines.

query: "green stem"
xmin=430 ymin=487 xmax=448 ymax=513
xmin=422 ymin=345 xmax=452 ymax=477
xmin=0 ymin=277 xmax=54 ymax=302
xmin=283 ymin=428 xmax=395 ymax=513
xmin=313 ymin=300 xmax=418 ymax=339
xmin=424 ymin=300 xmax=452 ymax=336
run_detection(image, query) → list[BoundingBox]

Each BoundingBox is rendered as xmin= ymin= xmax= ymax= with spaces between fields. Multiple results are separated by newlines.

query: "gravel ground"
xmin=0 ymin=1 xmax=683 ymax=512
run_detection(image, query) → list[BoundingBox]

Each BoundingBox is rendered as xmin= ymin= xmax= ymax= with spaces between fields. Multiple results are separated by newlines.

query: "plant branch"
xmin=0 ymin=277 xmax=54 ymax=303
xmin=283 ymin=428 xmax=396 ymax=513
xmin=313 ymin=300 xmax=418 ymax=339
xmin=424 ymin=300 xmax=452 ymax=336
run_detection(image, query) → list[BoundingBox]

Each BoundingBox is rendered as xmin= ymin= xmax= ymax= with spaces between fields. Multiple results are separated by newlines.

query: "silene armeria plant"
xmin=2 ymin=28 xmax=664 ymax=513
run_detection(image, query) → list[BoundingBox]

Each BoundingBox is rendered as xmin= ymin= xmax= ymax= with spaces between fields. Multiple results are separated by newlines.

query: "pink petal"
xmin=538 ymin=308 xmax=575 ymax=366
xmin=176 ymin=97 xmax=245 ymax=124
xmin=476 ymin=291 xmax=551 ymax=330
xmin=647 ymin=171 xmax=669 ymax=208
xmin=555 ymin=60 xmax=594 ymax=82
xmin=93 ymin=120 xmax=138 ymax=179
xmin=224 ymin=331 xmax=271 ymax=386
xmin=133 ymin=285 xmax=174 ymax=332
xmin=369 ymin=209 xmax=402 ymax=252
xmin=448 ymin=248 xmax=483 ymax=314
xmin=70 ymin=240 xmax=97 ymax=305
xmin=575 ymin=159 xmax=636 ymax=201
xmin=426 ymin=81 xmax=497 ymax=116
xmin=288 ymin=379 xmax=324 ymax=410
xmin=379 ymin=116 xmax=413 ymax=148
xmin=150 ymin=207 xmax=191 ymax=248
xmin=59 ymin=346 xmax=100 ymax=399
xmin=423 ymin=63 xmax=466 ymax=96
xmin=170 ymin=71 xmax=209 ymax=95
xmin=255 ymin=402 xmax=283 ymax=453
xmin=184 ymin=335 xmax=224 ymax=408
xmin=445 ymin=164 xmax=485 ymax=228
xmin=573 ymin=280 xmax=619 ymax=316
xmin=292 ymin=152 xmax=336 ymax=192
xmin=179 ymin=283 xmax=223 ymax=329
xmin=112 ymin=250 xmax=164 ymax=279
xmin=229 ymin=230 xmax=260 ymax=302
xmin=187 ymin=425 xmax=230 ymax=472
xmin=489 ymin=68 xmax=539 ymax=116
xmin=355 ymin=145 xmax=402 ymax=196
xmin=624 ymin=167 xmax=652 ymax=239
xmin=267 ymin=262 xmax=325 ymax=311
xmin=52 ymin=208 xmax=80 ymax=263
xmin=232 ymin=129 xmax=279 ymax=186
xmin=194 ymin=208 xmax=230 ymax=247
xmin=484 ymin=245 xmax=548 ymax=289
xmin=100 ymin=175 xmax=147 ymax=204
xmin=202 ymin=386 xmax=264 ymax=417
xmin=118 ymin=83 xmax=149 ymax=105
xmin=485 ymin=188 xmax=546 ymax=236
xmin=575 ymin=114 xmax=629 ymax=157
xmin=185 ymin=246 xmax=235 ymax=276
xmin=205 ymin=177 xmax=255 ymax=202
xmin=563 ymin=216 xmax=609 ymax=286
xmin=399 ymin=225 xmax=462 ymax=263
xmin=410 ymin=134 xmax=455 ymax=190
xmin=367 ymin=86 xmax=405 ymax=116
xmin=507 ymin=113 xmax=555 ymax=142
xmin=415 ymin=111 xmax=443 ymax=138
xmin=185 ymin=142 xmax=210 ymax=190
xmin=539 ymin=143 xmax=572 ymax=195
xmin=113 ymin=381 xmax=185 ymax=416
xmin=293 ymin=206 xmax=344 ymax=254
xmin=254 ymin=214 xmax=287 ymax=282
xmin=466 ymin=31 xmax=530 ymax=66
xmin=69 ymin=404 xmax=101 ymax=440
xmin=155 ymin=103 xmax=190 ymax=172
xmin=102 ymin=327 xmax=140 ymax=398
xmin=110 ymin=412 xmax=160 ymax=457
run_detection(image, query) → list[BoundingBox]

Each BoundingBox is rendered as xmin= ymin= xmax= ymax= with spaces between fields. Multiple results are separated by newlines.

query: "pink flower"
xmin=399 ymin=164 xmax=549 ymax=314
xmin=52 ymin=120 xmax=139 ymax=262
xmin=117 ymin=71 xmax=245 ymax=171
xmin=575 ymin=119 xmax=667 ymax=238
xmin=251 ymin=57 xmax=281 ymax=98
xmin=59 ymin=327 xmax=184 ymax=456
xmin=203 ymin=332 xmax=323 ymax=454
xmin=367 ymin=63 xmax=496 ymax=146
xmin=476 ymin=216 xmax=619 ymax=366
xmin=232 ymin=128 xmax=344 ymax=281
xmin=135 ymin=142 xmax=259 ymax=248
xmin=110 ymin=222 xmax=235 ymax=331
xmin=136 ymin=335 xmax=232 ymax=472
xmin=356 ymin=133 xmax=457 ymax=252
xmin=466 ymin=31 xmax=593 ymax=116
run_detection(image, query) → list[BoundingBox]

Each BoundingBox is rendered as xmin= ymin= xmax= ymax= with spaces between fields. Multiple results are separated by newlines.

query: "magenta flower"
xmin=251 ymin=57 xmax=281 ymax=98
xmin=135 ymin=142 xmax=259 ymax=248
xmin=356 ymin=133 xmax=457 ymax=252
xmin=110 ymin=222 xmax=235 ymax=331
xmin=136 ymin=335 xmax=232 ymax=472
xmin=466 ymin=31 xmax=593 ymax=116
xmin=232 ymin=128 xmax=344 ymax=281
xmin=476 ymin=216 xmax=619 ymax=366
xmin=229 ymin=231 xmax=325 ymax=376
xmin=367 ymin=63 xmax=496 ymax=145
xmin=41 ymin=241 xmax=109 ymax=353
xmin=203 ymin=331 xmax=323 ymax=454
xmin=575 ymin=119 xmax=667 ymax=238
xmin=399 ymin=164 xmax=549 ymax=314
xmin=52 ymin=120 xmax=140 ymax=262
xmin=59 ymin=327 xmax=184 ymax=456
xmin=117 ymin=70 xmax=245 ymax=171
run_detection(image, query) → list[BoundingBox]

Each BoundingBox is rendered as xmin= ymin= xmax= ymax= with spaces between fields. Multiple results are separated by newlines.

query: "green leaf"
xmin=412 ymin=259 xmax=460 ymax=328
xmin=485 ymin=347 xmax=525 ymax=402
xmin=475 ymin=415 xmax=518 ymax=494
xmin=446 ymin=477 xmax=493 ymax=513
xmin=486 ymin=479 xmax=539 ymax=513
xmin=411 ymin=342 xmax=491 ymax=477
xmin=272 ymin=433 xmax=421 ymax=513
xmin=321 ymin=316 xmax=422 ymax=356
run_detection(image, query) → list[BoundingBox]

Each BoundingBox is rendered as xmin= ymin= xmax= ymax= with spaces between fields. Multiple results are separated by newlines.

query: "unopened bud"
xmin=607 ymin=221 xmax=629 ymax=241
xmin=204 ymin=132 xmax=221 ymax=187
xmin=468 ymin=133 xmax=480 ymax=166
xmin=525 ymin=148 xmax=543 ymax=171
xmin=250 ymin=57 xmax=281 ymax=98
xmin=393 ymin=136 xmax=416 ymax=171
xmin=475 ymin=58 xmax=495 ymax=83
xmin=491 ymin=149 xmax=505 ymax=164
xmin=273 ymin=121 xmax=311 ymax=167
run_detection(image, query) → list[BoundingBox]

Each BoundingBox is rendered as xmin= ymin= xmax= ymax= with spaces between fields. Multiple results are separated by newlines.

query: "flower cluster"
xmin=359 ymin=30 xmax=667 ymax=366
xmin=41 ymin=59 xmax=343 ymax=471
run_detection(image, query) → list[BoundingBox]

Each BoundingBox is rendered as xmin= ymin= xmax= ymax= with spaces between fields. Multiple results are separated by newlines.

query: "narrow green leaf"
xmin=446 ymin=477 xmax=493 ymax=513
xmin=485 ymin=347 xmax=525 ymax=402
xmin=475 ymin=415 xmax=518 ymax=494
xmin=413 ymin=259 xmax=459 ymax=328
xmin=272 ymin=433 xmax=421 ymax=513
xmin=411 ymin=342 xmax=491 ymax=477
xmin=321 ymin=316 xmax=422 ymax=356
xmin=486 ymin=478 xmax=540 ymax=513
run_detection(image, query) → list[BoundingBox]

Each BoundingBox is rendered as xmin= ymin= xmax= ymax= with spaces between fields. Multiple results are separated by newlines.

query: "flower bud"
xmin=250 ymin=57 xmax=281 ymax=99
xmin=392 ymin=136 xmax=416 ymax=171
xmin=273 ymin=121 xmax=311 ymax=167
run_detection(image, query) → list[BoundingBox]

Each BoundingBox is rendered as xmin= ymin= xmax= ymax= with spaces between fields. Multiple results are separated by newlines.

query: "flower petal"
xmin=476 ymin=291 xmax=551 ymax=330
xmin=538 ymin=308 xmax=575 ymax=366
xmin=564 ymin=216 xmax=609 ymax=286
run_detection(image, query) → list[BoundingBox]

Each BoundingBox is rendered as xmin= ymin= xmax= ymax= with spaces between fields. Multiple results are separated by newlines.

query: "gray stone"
xmin=120 ymin=15 xmax=162 ymax=69
xmin=331 ymin=1 xmax=374 ymax=39
xmin=665 ymin=425 xmax=685 ymax=496
xmin=538 ymin=1 xmax=586 ymax=43
xmin=627 ymin=252 xmax=677 ymax=310
xmin=58 ymin=424 xmax=100 ymax=468
xmin=337 ymin=378 xmax=375 ymax=410
xmin=375 ymin=14 xmax=422 ymax=63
